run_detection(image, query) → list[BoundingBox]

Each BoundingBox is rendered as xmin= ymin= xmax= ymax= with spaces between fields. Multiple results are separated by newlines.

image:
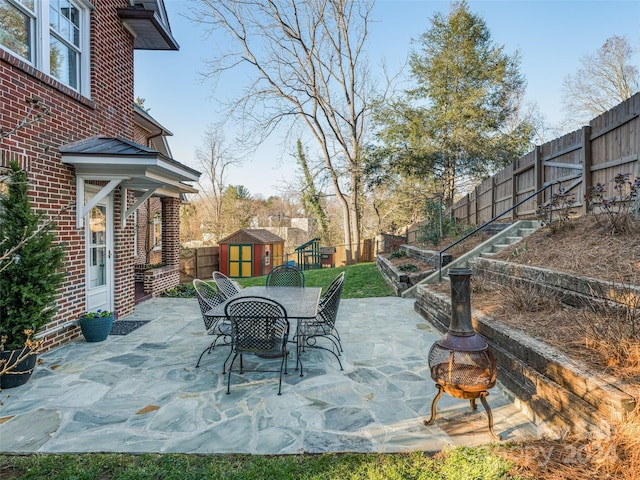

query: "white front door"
xmin=85 ymin=190 xmax=114 ymax=313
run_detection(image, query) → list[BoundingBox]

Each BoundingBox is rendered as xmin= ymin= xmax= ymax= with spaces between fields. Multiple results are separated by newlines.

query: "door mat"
xmin=109 ymin=321 xmax=150 ymax=336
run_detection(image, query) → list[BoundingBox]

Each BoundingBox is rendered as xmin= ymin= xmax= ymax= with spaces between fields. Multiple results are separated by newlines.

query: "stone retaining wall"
xmin=401 ymin=245 xmax=452 ymax=268
xmin=414 ymin=261 xmax=638 ymax=436
xmin=470 ymin=257 xmax=640 ymax=312
xmin=377 ymin=255 xmax=433 ymax=296
xmin=377 ymin=246 xmax=452 ymax=296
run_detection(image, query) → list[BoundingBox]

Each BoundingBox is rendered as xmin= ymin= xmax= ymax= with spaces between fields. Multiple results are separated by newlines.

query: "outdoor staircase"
xmin=401 ymin=220 xmax=542 ymax=298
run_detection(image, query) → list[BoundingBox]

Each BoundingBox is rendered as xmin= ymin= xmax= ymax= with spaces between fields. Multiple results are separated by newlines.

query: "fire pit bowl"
xmin=423 ymin=268 xmax=501 ymax=440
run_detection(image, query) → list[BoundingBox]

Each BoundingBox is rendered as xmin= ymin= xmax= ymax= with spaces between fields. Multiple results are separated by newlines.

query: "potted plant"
xmin=0 ymin=162 xmax=65 ymax=389
xmin=78 ymin=310 xmax=114 ymax=342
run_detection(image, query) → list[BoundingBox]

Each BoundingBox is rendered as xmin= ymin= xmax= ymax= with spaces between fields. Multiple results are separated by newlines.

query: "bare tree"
xmin=190 ymin=0 xmax=379 ymax=263
xmin=561 ymin=35 xmax=640 ymax=129
xmin=194 ymin=125 xmax=241 ymax=243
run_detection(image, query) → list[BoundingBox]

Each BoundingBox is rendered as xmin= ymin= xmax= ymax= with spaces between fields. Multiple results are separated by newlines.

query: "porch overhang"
xmin=60 ymin=137 xmax=200 ymax=228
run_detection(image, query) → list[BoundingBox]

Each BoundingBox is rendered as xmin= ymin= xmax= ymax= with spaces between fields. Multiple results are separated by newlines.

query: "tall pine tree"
xmin=374 ymin=1 xmax=534 ymax=207
xmin=0 ymin=162 xmax=65 ymax=350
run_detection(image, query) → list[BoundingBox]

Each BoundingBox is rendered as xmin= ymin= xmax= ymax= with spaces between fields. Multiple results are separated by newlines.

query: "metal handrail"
xmin=437 ymin=181 xmax=560 ymax=281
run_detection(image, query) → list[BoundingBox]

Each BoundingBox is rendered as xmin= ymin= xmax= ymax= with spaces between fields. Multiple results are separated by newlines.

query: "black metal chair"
xmin=224 ymin=296 xmax=290 ymax=395
xmin=297 ymin=272 xmax=345 ymax=372
xmin=193 ymin=279 xmax=232 ymax=369
xmin=213 ymin=271 xmax=242 ymax=300
xmin=319 ymin=271 xmax=346 ymax=350
xmin=265 ymin=264 xmax=304 ymax=287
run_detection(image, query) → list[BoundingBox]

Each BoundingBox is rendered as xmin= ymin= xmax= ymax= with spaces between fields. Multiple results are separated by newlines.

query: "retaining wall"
xmin=414 ymin=259 xmax=638 ymax=436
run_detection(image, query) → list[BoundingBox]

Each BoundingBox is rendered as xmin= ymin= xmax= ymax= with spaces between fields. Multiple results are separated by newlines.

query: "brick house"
xmin=0 ymin=0 xmax=199 ymax=351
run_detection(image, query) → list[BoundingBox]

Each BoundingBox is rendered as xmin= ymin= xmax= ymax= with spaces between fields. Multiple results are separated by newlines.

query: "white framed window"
xmin=0 ymin=0 xmax=91 ymax=96
xmin=152 ymin=213 xmax=162 ymax=251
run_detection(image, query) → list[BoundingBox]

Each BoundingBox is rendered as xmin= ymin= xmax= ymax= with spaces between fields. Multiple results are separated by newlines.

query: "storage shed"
xmin=218 ymin=229 xmax=285 ymax=278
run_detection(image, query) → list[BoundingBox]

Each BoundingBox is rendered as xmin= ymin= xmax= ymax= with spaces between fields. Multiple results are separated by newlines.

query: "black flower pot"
xmin=0 ymin=347 xmax=38 ymax=389
xmin=79 ymin=314 xmax=114 ymax=342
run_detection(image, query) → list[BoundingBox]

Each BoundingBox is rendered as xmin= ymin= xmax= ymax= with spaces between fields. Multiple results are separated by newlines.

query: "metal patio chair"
xmin=265 ymin=264 xmax=304 ymax=287
xmin=193 ymin=279 xmax=232 ymax=369
xmin=297 ymin=272 xmax=345 ymax=371
xmin=213 ymin=271 xmax=243 ymax=300
xmin=224 ymin=296 xmax=290 ymax=395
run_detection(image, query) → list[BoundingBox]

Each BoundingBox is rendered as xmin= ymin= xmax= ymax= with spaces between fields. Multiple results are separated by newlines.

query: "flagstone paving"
xmin=0 ymin=296 xmax=540 ymax=454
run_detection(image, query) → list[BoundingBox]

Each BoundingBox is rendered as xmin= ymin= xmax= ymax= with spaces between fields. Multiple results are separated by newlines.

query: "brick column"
xmin=161 ymin=197 xmax=180 ymax=267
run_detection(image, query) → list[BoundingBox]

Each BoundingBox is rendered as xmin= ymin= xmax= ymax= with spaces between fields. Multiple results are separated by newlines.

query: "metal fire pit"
xmin=424 ymin=268 xmax=500 ymax=440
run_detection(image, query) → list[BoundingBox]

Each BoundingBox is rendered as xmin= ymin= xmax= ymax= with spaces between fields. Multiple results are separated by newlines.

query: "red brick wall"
xmin=134 ymin=197 xmax=163 ymax=266
xmin=0 ymin=0 xmax=140 ymax=351
xmin=162 ymin=197 xmax=181 ymax=267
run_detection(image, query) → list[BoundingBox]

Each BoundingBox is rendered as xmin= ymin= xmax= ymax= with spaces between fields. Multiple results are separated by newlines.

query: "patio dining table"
xmin=205 ymin=285 xmax=322 ymax=374
xmin=205 ymin=286 xmax=322 ymax=322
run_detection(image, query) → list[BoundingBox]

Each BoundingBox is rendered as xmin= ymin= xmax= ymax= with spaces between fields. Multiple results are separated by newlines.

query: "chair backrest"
xmin=193 ymin=279 xmax=225 ymax=330
xmin=317 ymin=273 xmax=344 ymax=328
xmin=266 ymin=264 xmax=304 ymax=287
xmin=213 ymin=271 xmax=242 ymax=299
xmin=323 ymin=271 xmax=345 ymax=300
xmin=224 ymin=296 xmax=289 ymax=355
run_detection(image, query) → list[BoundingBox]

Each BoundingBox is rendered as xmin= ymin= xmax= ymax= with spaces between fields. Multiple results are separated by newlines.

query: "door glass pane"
xmin=89 ymin=205 xmax=106 ymax=288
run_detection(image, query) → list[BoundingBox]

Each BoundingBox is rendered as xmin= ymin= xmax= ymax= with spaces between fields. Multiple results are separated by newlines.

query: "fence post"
xmin=582 ymin=125 xmax=593 ymax=215
xmin=193 ymin=248 xmax=198 ymax=279
xmin=510 ymin=162 xmax=517 ymax=220
xmin=474 ymin=184 xmax=479 ymax=225
xmin=535 ymin=145 xmax=543 ymax=212
xmin=490 ymin=176 xmax=496 ymax=219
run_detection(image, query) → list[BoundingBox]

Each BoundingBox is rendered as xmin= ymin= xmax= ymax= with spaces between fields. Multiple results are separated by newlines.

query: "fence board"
xmin=333 ymin=239 xmax=376 ymax=267
xmin=444 ymin=93 xmax=639 ymax=226
xmin=180 ymin=246 xmax=219 ymax=281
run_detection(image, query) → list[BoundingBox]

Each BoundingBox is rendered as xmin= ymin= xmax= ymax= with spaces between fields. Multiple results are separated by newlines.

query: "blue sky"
xmin=134 ymin=0 xmax=640 ymax=198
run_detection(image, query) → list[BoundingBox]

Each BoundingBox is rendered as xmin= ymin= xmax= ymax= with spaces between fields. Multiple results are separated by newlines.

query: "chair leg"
xmin=195 ymin=341 xmax=215 ymax=368
xmin=302 ymin=335 xmax=344 ymax=370
xmin=277 ymin=354 xmax=286 ymax=395
xmin=333 ymin=328 xmax=343 ymax=352
xmin=295 ymin=337 xmax=304 ymax=377
xmin=226 ymin=353 xmax=238 ymax=394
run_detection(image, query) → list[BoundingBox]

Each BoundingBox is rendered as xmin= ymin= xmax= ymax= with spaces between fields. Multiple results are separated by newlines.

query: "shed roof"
xmin=219 ymin=228 xmax=285 ymax=245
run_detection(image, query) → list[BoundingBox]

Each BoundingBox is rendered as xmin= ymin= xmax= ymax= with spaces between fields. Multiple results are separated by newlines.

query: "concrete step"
xmin=517 ymin=228 xmax=537 ymax=237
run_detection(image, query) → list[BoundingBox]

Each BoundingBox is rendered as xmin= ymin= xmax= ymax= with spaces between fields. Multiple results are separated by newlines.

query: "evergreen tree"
xmin=0 ymin=161 xmax=65 ymax=350
xmin=374 ymin=1 xmax=534 ymax=207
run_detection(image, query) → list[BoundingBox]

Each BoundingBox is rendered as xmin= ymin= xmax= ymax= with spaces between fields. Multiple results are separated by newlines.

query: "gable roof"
xmin=219 ymin=229 xmax=285 ymax=245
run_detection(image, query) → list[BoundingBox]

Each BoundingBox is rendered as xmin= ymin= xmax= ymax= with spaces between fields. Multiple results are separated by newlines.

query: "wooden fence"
xmin=450 ymin=93 xmax=640 ymax=226
xmin=180 ymin=246 xmax=219 ymax=282
xmin=333 ymin=239 xmax=376 ymax=267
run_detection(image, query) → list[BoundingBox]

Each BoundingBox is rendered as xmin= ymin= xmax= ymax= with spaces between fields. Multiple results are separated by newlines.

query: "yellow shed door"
xmin=228 ymin=244 xmax=253 ymax=277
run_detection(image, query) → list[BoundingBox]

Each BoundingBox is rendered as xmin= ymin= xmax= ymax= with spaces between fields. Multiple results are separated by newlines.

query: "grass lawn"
xmin=0 ymin=446 xmax=526 ymax=479
xmin=235 ymin=262 xmax=395 ymax=299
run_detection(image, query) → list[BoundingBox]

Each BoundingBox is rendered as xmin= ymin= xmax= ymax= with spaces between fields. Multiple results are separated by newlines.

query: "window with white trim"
xmin=152 ymin=213 xmax=162 ymax=251
xmin=0 ymin=0 xmax=91 ymax=95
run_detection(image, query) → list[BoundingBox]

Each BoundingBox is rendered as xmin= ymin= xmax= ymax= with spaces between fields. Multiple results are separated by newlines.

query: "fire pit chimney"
xmin=424 ymin=267 xmax=500 ymax=440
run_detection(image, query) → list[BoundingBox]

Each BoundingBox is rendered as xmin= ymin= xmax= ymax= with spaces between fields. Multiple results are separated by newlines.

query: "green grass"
xmin=0 ymin=446 xmax=525 ymax=479
xmin=235 ymin=262 xmax=395 ymax=299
